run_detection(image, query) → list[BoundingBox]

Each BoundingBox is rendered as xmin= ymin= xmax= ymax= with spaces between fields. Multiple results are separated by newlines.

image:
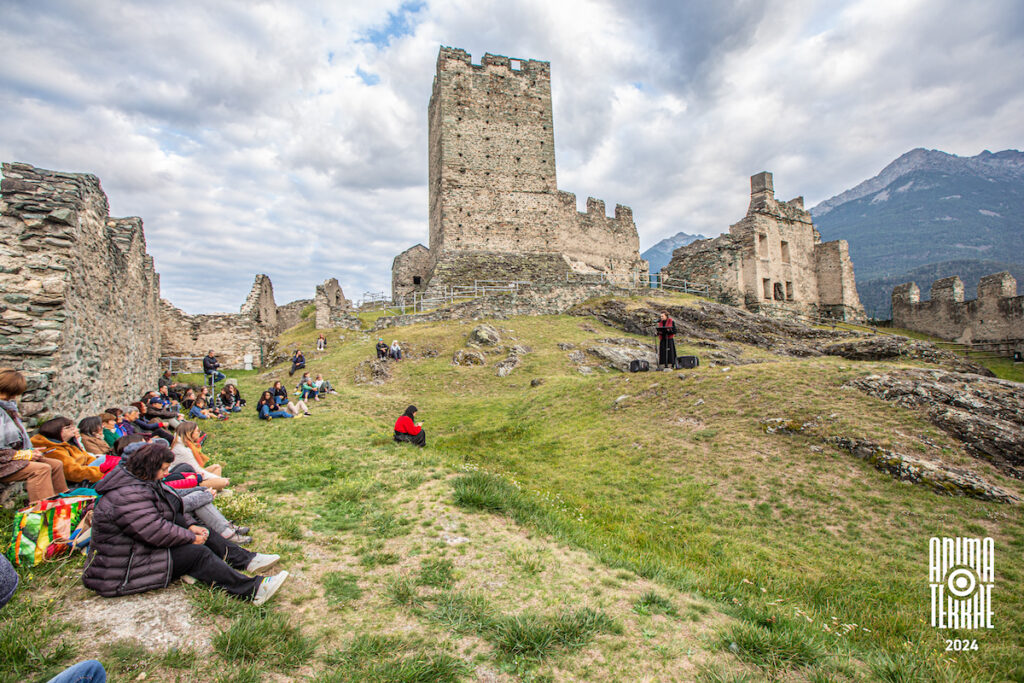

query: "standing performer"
xmin=656 ymin=311 xmax=677 ymax=370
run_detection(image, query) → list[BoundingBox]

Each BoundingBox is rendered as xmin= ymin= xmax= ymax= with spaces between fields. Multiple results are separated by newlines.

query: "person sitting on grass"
xmin=298 ymin=373 xmax=319 ymax=401
xmin=170 ymin=421 xmax=229 ymax=490
xmin=145 ymin=390 xmax=181 ymax=428
xmin=31 ymin=417 xmax=103 ymax=484
xmin=100 ymin=412 xmax=119 ymax=448
xmin=197 ymin=386 xmax=228 ymax=418
xmin=313 ymin=373 xmax=337 ymax=396
xmin=83 ymin=442 xmax=288 ymax=604
xmin=316 ymin=333 xmax=327 ymax=351
xmin=376 ymin=338 xmax=389 ymax=360
xmin=190 ymin=397 xmax=228 ymax=421
xmin=0 ymin=368 xmax=69 ymax=503
xmin=257 ymin=391 xmax=294 ymax=420
xmin=289 ymin=349 xmax=306 ymax=377
xmin=106 ymin=407 xmax=132 ymax=438
xmin=78 ymin=416 xmax=113 ymax=468
xmin=130 ymin=402 xmax=176 ymax=442
xmin=389 ymin=340 xmax=403 ymax=360
xmin=271 ymin=380 xmax=310 ymax=416
xmin=218 ymin=384 xmax=244 ymax=412
xmin=393 ymin=405 xmax=425 ymax=447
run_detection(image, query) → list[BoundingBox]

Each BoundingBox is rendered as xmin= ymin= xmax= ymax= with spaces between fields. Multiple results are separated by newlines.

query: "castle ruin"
xmin=893 ymin=272 xmax=1024 ymax=349
xmin=661 ymin=172 xmax=864 ymax=321
xmin=392 ymin=47 xmax=648 ymax=299
xmin=0 ymin=162 xmax=161 ymax=421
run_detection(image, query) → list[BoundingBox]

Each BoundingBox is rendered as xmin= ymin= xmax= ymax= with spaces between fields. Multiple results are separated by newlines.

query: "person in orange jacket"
xmin=30 ymin=417 xmax=103 ymax=485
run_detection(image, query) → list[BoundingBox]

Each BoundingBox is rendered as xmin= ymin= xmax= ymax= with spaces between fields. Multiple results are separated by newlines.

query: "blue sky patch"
xmin=358 ymin=0 xmax=425 ymax=47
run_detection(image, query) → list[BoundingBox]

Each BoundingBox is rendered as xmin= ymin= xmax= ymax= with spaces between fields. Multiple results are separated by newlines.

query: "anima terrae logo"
xmin=929 ymin=537 xmax=994 ymax=629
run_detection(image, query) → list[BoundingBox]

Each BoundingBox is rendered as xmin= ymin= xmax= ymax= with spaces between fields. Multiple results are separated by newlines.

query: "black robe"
xmin=656 ymin=319 xmax=677 ymax=368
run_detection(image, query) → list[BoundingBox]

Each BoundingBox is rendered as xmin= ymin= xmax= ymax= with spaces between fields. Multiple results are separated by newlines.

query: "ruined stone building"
xmin=392 ymin=47 xmax=648 ymax=299
xmin=661 ymin=172 xmax=864 ymax=321
xmin=893 ymin=272 xmax=1023 ymax=348
xmin=0 ymin=162 xmax=161 ymax=421
xmin=314 ymin=278 xmax=356 ymax=329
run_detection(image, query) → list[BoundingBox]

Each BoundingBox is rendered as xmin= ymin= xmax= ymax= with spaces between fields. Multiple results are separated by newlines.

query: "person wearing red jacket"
xmin=393 ymin=405 xmax=425 ymax=447
xmin=656 ymin=311 xmax=678 ymax=370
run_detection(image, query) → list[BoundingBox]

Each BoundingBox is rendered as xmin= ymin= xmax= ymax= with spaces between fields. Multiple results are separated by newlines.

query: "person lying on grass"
xmin=393 ymin=405 xmax=425 ymax=447
xmin=83 ymin=443 xmax=287 ymax=604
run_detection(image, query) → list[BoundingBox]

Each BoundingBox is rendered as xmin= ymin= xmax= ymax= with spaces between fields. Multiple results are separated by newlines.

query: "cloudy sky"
xmin=2 ymin=0 xmax=1022 ymax=313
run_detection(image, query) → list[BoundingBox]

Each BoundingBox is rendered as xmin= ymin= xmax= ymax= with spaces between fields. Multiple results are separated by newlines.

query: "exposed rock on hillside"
xmin=847 ymin=369 xmax=1024 ymax=478
xmin=824 ymin=337 xmax=992 ymax=376
xmin=468 ymin=324 xmax=501 ymax=346
xmin=585 ymin=341 xmax=657 ymax=372
xmin=452 ymin=349 xmax=486 ymax=366
xmin=354 ymin=359 xmax=391 ymax=385
xmin=761 ymin=418 xmax=1019 ymax=503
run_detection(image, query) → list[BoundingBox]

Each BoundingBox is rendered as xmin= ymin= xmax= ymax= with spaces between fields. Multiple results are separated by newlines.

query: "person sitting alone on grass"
xmin=31 ymin=417 xmax=103 ymax=485
xmin=82 ymin=442 xmax=288 ymax=604
xmin=316 ymin=333 xmax=327 ymax=351
xmin=393 ymin=405 xmax=425 ymax=447
xmin=257 ymin=391 xmax=295 ymax=420
xmin=270 ymin=380 xmax=310 ymax=416
xmin=289 ymin=349 xmax=306 ymax=376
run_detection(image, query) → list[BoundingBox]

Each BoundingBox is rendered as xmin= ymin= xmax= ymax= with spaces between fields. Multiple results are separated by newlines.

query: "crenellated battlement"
xmin=437 ymin=46 xmax=549 ymax=77
xmin=893 ymin=271 xmax=1023 ymax=344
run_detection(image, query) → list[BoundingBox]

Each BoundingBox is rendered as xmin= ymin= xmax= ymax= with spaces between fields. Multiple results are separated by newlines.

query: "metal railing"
xmin=159 ymin=356 xmax=205 ymax=373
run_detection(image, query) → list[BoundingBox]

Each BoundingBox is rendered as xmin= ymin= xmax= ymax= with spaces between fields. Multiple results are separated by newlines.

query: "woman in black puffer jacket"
xmin=82 ymin=444 xmax=287 ymax=604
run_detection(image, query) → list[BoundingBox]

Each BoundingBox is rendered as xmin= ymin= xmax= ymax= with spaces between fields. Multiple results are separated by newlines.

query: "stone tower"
xmin=392 ymin=46 xmax=648 ymax=299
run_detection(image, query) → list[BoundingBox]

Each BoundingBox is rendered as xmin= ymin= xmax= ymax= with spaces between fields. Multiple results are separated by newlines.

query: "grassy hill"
xmin=3 ymin=294 xmax=1023 ymax=682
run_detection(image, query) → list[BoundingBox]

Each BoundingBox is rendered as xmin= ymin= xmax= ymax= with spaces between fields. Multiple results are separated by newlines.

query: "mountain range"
xmin=811 ymin=148 xmax=1024 ymax=318
xmin=641 ymin=231 xmax=707 ymax=274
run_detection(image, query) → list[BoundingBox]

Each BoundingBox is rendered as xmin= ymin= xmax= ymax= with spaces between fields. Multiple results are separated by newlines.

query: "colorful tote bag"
xmin=6 ymin=494 xmax=97 ymax=567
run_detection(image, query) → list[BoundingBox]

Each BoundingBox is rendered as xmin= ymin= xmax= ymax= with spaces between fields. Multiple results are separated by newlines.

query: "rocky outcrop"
xmin=847 ymin=369 xmax=1024 ymax=479
xmin=761 ymin=418 xmax=1019 ymax=504
xmin=823 ymin=337 xmax=992 ymax=376
xmin=468 ymin=324 xmax=501 ymax=347
xmin=585 ymin=340 xmax=657 ymax=372
xmin=452 ymin=350 xmax=486 ymax=366
xmin=354 ymin=359 xmax=392 ymax=385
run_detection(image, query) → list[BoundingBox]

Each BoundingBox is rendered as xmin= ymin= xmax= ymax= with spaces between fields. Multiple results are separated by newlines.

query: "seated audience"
xmin=101 ymin=412 xmax=119 ymax=448
xmin=190 ymin=397 xmax=228 ymax=421
xmin=218 ymin=383 xmax=244 ymax=412
xmin=171 ymin=421 xmax=229 ymax=490
xmin=145 ymin=390 xmax=181 ymax=427
xmin=83 ymin=443 xmax=288 ymax=604
xmin=31 ymin=417 xmax=103 ymax=484
xmin=376 ymin=338 xmax=389 ymax=360
xmin=393 ymin=405 xmax=426 ymax=447
xmin=298 ymin=373 xmax=318 ymax=401
xmin=128 ymin=402 xmax=175 ymax=441
xmin=270 ymin=381 xmax=310 ymax=416
xmin=78 ymin=416 xmax=111 ymax=462
xmin=390 ymin=340 xmax=403 ymax=360
xmin=256 ymin=391 xmax=294 ymax=420
xmin=0 ymin=368 xmax=69 ymax=502
xmin=158 ymin=370 xmax=185 ymax=400
xmin=180 ymin=389 xmax=197 ymax=413
xmin=289 ymin=349 xmax=306 ymax=377
xmin=313 ymin=374 xmax=337 ymax=396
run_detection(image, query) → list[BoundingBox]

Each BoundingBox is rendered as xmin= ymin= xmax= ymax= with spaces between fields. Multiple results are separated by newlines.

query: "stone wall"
xmin=0 ymin=162 xmax=161 ymax=422
xmin=892 ymin=272 xmax=1024 ymax=344
xmin=662 ymin=172 xmax=865 ymax=321
xmin=314 ymin=278 xmax=353 ymax=329
xmin=158 ymin=273 xmax=280 ymax=370
xmin=392 ymin=244 xmax=431 ymax=299
xmin=276 ymin=298 xmax=312 ymax=332
xmin=396 ymin=46 xmax=648 ymax=299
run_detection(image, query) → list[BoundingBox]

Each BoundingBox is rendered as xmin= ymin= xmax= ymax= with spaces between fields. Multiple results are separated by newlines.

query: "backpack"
xmin=676 ymin=356 xmax=699 ymax=369
xmin=629 ymin=360 xmax=650 ymax=373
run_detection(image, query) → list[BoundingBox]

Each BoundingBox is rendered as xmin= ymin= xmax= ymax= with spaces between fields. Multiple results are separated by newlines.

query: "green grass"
xmin=5 ymin=297 xmax=1023 ymax=681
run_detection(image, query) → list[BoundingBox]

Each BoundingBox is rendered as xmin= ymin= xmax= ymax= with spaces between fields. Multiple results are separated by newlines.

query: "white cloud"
xmin=0 ymin=0 xmax=1021 ymax=311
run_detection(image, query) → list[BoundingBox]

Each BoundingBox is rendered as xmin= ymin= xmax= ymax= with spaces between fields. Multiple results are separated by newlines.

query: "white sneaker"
xmin=181 ymin=575 xmax=196 ymax=585
xmin=246 ymin=553 xmax=280 ymax=573
xmin=252 ymin=571 xmax=289 ymax=606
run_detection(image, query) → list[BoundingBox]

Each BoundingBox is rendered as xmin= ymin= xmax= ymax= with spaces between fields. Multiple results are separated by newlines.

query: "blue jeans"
xmin=89 ymin=454 xmax=106 ymax=466
xmin=48 ymin=660 xmax=106 ymax=682
xmin=302 ymin=389 xmax=317 ymax=400
xmin=206 ymin=371 xmax=226 ymax=383
xmin=259 ymin=406 xmax=292 ymax=420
